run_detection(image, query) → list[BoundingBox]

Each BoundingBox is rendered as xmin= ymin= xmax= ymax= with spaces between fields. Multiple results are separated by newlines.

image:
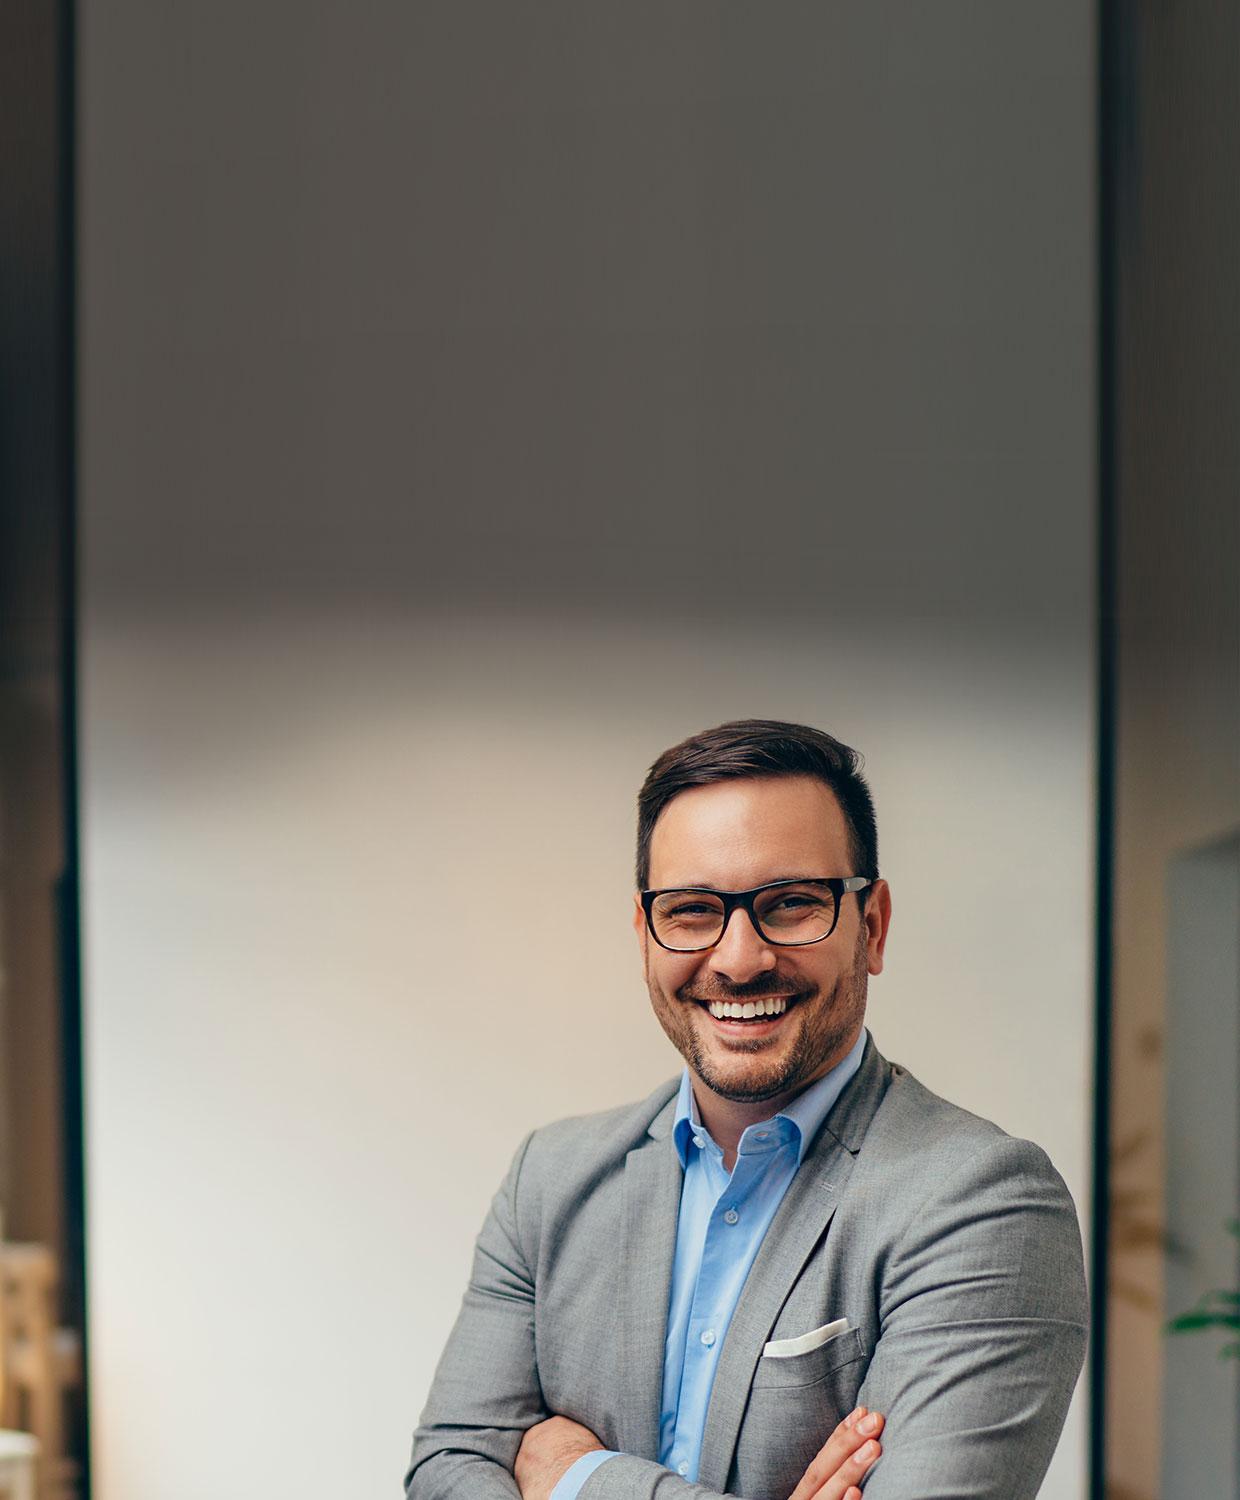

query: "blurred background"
xmin=0 ymin=4 xmax=1236 ymax=1500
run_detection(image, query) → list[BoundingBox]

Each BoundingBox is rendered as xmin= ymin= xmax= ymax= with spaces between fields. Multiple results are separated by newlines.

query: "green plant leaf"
xmin=1164 ymin=1218 xmax=1240 ymax=1348
xmin=1166 ymin=1311 xmax=1240 ymax=1333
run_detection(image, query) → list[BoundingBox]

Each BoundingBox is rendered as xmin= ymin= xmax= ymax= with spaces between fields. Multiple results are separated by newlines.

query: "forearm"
xmin=408 ymin=1441 xmax=742 ymax=1500
xmin=578 ymin=1454 xmax=737 ymax=1500
xmin=406 ymin=1447 xmax=523 ymax=1500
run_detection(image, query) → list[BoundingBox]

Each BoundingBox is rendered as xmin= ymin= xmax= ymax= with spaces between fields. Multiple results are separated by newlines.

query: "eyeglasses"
xmin=640 ymin=876 xmax=872 ymax=953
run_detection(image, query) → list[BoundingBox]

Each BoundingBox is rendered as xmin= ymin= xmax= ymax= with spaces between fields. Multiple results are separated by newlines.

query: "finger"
xmin=786 ymin=1411 xmax=883 ymax=1500
xmin=808 ymin=1438 xmax=882 ymax=1500
xmin=785 ymin=1412 xmax=862 ymax=1500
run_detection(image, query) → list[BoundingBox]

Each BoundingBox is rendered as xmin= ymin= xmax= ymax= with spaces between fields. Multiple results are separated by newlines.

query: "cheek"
xmin=650 ymin=953 xmax=697 ymax=996
xmin=793 ymin=955 xmax=838 ymax=995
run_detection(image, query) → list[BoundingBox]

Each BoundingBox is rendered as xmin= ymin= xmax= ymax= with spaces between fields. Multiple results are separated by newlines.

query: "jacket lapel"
xmin=616 ymin=1094 xmax=683 ymax=1459
xmin=695 ymin=1036 xmax=891 ymax=1491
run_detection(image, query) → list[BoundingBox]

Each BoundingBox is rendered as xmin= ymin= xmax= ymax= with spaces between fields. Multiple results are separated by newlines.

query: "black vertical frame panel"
xmin=57 ymin=0 xmax=91 ymax=1490
xmin=1092 ymin=0 xmax=1120 ymax=1494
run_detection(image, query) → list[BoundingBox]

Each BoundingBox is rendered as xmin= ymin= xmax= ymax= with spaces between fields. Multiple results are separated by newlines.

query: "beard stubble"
xmin=646 ymin=923 xmax=870 ymax=1105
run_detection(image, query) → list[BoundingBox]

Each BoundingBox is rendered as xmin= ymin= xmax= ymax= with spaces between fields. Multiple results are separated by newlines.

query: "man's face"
xmin=635 ymin=774 xmax=889 ymax=1108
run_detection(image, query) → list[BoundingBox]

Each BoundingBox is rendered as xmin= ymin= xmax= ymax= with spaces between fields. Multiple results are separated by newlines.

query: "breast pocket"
xmin=731 ymin=1327 xmax=869 ymax=1500
xmin=752 ymin=1325 xmax=864 ymax=1389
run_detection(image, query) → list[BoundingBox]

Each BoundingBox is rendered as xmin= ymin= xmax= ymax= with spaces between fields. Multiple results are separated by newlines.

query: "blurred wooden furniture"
xmin=0 ymin=1431 xmax=38 ymax=1500
xmin=0 ymin=1246 xmax=80 ymax=1500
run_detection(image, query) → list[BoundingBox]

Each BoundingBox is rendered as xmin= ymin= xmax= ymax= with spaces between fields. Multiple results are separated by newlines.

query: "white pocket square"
xmin=762 ymin=1317 xmax=850 ymax=1359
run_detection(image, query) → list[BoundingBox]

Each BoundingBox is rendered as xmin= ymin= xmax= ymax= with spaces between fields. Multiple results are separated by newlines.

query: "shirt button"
xmin=700 ymin=1328 xmax=716 ymax=1347
xmin=693 ymin=1135 xmax=705 ymax=1149
xmin=677 ymin=1462 xmax=689 ymax=1476
xmin=723 ymin=1208 xmax=739 ymax=1225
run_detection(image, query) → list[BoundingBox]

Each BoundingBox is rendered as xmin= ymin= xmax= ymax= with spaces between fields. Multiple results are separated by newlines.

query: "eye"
xmin=651 ymin=893 xmax=726 ymax=932
xmin=767 ymin=893 xmax=829 ymax=915
xmin=665 ymin=900 xmax=718 ymax=919
xmin=753 ymin=884 xmax=836 ymax=933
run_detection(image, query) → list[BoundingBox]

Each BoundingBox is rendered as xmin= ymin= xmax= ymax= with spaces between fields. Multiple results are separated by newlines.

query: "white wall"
xmin=79 ymin=611 xmax=1094 ymax=1499
xmin=79 ymin=7 xmax=1095 ymax=1498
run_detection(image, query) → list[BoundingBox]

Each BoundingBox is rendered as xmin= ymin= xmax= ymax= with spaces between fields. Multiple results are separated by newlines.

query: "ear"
xmin=864 ymin=879 xmax=892 ymax=976
xmin=632 ymin=892 xmax=649 ymax=970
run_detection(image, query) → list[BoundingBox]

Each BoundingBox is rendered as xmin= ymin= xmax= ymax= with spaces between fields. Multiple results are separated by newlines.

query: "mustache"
xmin=677 ymin=975 xmax=814 ymax=1006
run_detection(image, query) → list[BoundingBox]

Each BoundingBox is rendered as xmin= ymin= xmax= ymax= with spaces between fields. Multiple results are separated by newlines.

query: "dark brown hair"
xmin=635 ymin=718 xmax=878 ymax=891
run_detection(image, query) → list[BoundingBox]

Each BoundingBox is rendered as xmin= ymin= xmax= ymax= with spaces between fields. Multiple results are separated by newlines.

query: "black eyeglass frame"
xmin=640 ymin=876 xmax=873 ymax=953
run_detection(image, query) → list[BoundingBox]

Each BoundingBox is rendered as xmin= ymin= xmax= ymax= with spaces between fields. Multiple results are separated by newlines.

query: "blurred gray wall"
xmin=1161 ymin=837 xmax=1240 ymax=1500
xmin=78 ymin=7 xmax=1096 ymax=1498
xmin=1106 ymin=2 xmax=1240 ymax=1494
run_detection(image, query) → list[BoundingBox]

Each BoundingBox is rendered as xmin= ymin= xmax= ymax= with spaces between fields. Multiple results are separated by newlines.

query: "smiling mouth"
xmin=695 ymin=995 xmax=798 ymax=1021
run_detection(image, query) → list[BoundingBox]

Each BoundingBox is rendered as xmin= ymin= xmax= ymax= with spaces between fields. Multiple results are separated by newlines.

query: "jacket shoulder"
xmin=524 ymin=1076 xmax=679 ymax=1162
xmin=503 ymin=1077 xmax=679 ymax=1232
xmin=859 ymin=1055 xmax=1074 ymax=1206
xmin=876 ymin=1061 xmax=1011 ymax=1151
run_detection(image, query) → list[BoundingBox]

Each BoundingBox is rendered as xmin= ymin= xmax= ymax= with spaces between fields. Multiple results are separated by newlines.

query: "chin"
xmin=708 ymin=1078 xmax=795 ymax=1105
xmin=698 ymin=1056 xmax=802 ymax=1103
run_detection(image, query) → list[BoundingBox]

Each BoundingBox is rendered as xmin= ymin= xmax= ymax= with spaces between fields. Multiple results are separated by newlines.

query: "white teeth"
xmin=707 ymin=996 xmax=789 ymax=1020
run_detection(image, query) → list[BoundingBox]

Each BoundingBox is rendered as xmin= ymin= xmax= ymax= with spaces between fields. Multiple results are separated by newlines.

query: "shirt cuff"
xmin=549 ymin=1449 xmax=619 ymax=1500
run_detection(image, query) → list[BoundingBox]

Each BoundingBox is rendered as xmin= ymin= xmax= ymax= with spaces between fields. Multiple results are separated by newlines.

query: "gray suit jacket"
xmin=407 ymin=1034 xmax=1088 ymax=1499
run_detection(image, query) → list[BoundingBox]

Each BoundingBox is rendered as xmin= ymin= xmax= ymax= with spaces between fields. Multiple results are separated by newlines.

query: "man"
xmin=407 ymin=720 xmax=1088 ymax=1499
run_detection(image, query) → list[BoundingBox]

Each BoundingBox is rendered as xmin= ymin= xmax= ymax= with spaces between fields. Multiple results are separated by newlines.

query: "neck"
xmin=689 ymin=1029 xmax=862 ymax=1170
xmin=694 ymin=1074 xmax=827 ymax=1172
xmin=692 ymin=1090 xmax=788 ymax=1171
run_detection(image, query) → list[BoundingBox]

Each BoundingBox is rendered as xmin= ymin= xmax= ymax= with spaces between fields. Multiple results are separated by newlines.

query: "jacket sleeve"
xmin=405 ymin=1131 xmax=542 ymax=1499
xmin=853 ymin=1135 xmax=1088 ymax=1499
xmin=576 ymin=1457 xmax=741 ymax=1499
xmin=406 ymin=1130 xmax=745 ymax=1500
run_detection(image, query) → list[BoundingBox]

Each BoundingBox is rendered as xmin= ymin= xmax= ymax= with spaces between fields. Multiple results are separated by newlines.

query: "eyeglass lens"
xmin=649 ymin=881 xmax=838 ymax=951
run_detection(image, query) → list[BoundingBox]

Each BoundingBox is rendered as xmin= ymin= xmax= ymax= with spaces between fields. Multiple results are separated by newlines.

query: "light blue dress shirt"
xmin=550 ymin=1028 xmax=868 ymax=1499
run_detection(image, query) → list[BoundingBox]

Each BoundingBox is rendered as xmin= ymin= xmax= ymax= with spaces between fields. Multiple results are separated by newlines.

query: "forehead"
xmin=647 ymin=775 xmax=851 ymax=889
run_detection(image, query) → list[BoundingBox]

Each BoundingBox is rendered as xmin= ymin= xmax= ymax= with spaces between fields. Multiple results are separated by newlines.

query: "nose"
xmin=706 ymin=905 xmax=777 ymax=983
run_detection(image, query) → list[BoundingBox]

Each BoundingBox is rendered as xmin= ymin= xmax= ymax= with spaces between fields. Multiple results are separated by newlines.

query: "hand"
xmin=515 ymin=1414 xmax=606 ymax=1500
xmin=786 ymin=1406 xmax=885 ymax=1500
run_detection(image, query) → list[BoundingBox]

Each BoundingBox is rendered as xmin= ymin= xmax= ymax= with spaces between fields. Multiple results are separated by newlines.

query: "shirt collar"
xmin=672 ymin=1026 xmax=869 ymax=1169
